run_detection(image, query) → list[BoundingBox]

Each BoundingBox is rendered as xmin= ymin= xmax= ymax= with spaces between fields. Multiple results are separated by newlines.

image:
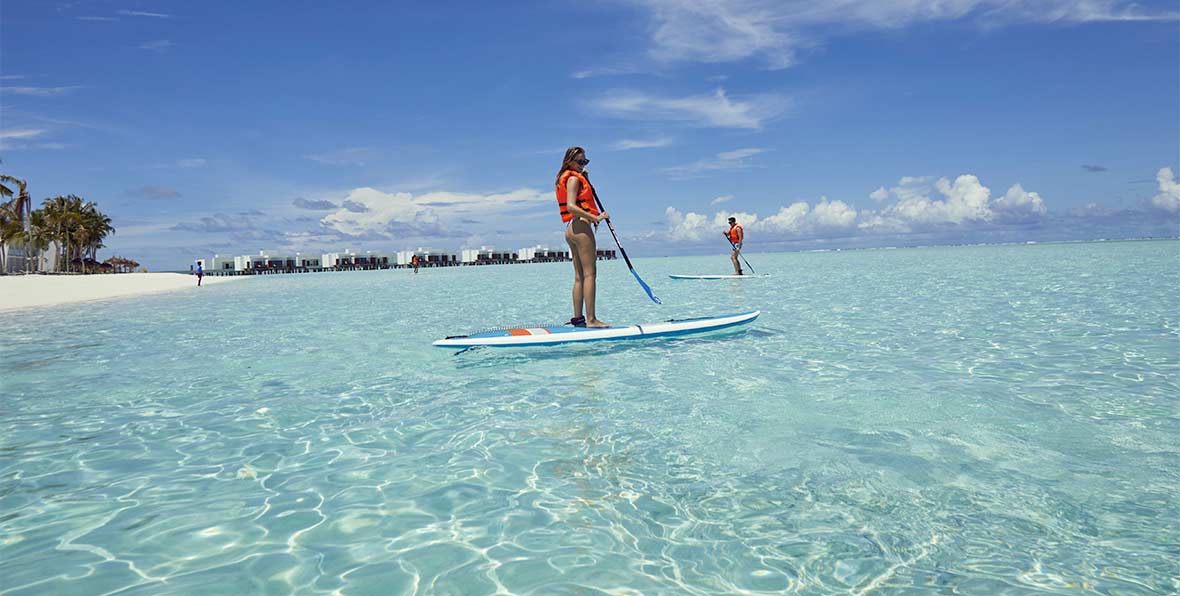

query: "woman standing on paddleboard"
xmin=557 ymin=146 xmax=609 ymax=328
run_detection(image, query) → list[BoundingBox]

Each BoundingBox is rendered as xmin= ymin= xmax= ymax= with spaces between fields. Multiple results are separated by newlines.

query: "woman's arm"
xmin=565 ymin=177 xmax=606 ymax=222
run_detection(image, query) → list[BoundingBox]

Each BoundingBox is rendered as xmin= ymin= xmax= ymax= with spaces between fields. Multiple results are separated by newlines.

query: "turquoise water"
xmin=2 ymin=240 xmax=1178 ymax=595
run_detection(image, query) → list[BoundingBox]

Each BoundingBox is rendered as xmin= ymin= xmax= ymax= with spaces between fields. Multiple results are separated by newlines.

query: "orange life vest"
xmin=728 ymin=224 xmax=744 ymax=244
xmin=556 ymin=170 xmax=600 ymax=223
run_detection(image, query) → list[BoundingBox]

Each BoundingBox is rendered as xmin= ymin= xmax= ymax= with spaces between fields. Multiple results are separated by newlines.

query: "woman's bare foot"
xmin=587 ymin=319 xmax=610 ymax=328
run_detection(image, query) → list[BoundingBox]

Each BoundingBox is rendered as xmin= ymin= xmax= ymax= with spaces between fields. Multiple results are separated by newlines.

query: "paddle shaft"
xmin=589 ymin=186 xmax=661 ymax=304
xmin=724 ymin=234 xmax=756 ymax=274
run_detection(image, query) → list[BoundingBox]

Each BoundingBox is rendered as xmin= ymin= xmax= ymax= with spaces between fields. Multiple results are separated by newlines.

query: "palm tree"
xmin=0 ymin=173 xmax=16 ymax=200
xmin=0 ymin=200 xmax=19 ymax=273
xmin=79 ymin=203 xmax=114 ymax=265
xmin=17 ymin=210 xmax=52 ymax=273
xmin=0 ymin=174 xmax=31 ymax=273
xmin=41 ymin=195 xmax=87 ymax=272
xmin=1 ymin=183 xmax=120 ymax=274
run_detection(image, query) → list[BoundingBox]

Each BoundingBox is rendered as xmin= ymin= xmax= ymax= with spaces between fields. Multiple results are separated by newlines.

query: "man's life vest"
xmin=728 ymin=224 xmax=744 ymax=244
xmin=556 ymin=170 xmax=600 ymax=223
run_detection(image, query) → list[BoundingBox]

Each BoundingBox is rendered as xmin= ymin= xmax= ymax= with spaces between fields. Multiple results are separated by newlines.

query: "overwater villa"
xmin=196 ymin=245 xmax=616 ymax=276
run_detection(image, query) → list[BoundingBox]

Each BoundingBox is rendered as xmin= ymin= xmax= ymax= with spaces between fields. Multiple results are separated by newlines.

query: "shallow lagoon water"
xmin=2 ymin=240 xmax=1177 ymax=595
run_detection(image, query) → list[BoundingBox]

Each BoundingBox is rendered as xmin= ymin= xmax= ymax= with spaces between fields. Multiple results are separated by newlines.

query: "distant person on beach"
xmin=196 ymin=262 xmax=204 ymax=286
xmin=411 ymin=255 xmax=420 ymax=274
xmin=726 ymin=217 xmax=744 ymax=275
xmin=556 ymin=146 xmax=609 ymax=327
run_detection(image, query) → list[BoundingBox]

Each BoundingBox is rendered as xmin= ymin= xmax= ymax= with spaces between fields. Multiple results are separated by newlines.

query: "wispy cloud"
xmin=77 ymin=16 xmax=118 ymax=22
xmin=319 ymin=187 xmax=549 ymax=239
xmin=138 ymin=40 xmax=175 ymax=52
xmin=590 ymin=88 xmax=788 ymax=130
xmin=304 ymin=147 xmax=377 ymax=166
xmin=626 ymin=0 xmax=1179 ymax=69
xmin=571 ymin=65 xmax=646 ymax=79
xmin=126 ymin=186 xmax=182 ymax=200
xmin=137 ymin=159 xmax=208 ymax=170
xmin=0 ymin=129 xmax=48 ymax=140
xmin=172 ymin=213 xmax=256 ymax=233
xmin=0 ymin=128 xmax=65 ymax=150
xmin=0 ymin=75 xmax=25 ymax=81
xmin=118 ymin=9 xmax=172 ymax=19
xmin=661 ymin=147 xmax=767 ymax=178
xmin=710 ymin=194 xmax=734 ymax=205
xmin=8 ymin=112 xmax=124 ymax=134
xmin=2 ymin=86 xmax=83 ymax=97
xmin=293 ymin=197 xmax=339 ymax=210
xmin=611 ymin=136 xmax=673 ymax=151
xmin=1082 ymin=164 xmax=1108 ymax=172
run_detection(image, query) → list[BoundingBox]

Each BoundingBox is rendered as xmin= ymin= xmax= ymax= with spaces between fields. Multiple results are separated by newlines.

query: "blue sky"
xmin=2 ymin=0 xmax=1178 ymax=268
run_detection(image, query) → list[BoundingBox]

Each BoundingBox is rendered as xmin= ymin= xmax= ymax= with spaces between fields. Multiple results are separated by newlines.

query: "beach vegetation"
xmin=2 ymin=164 xmax=133 ymax=274
xmin=36 ymin=195 xmax=117 ymax=274
xmin=0 ymin=173 xmax=33 ymax=273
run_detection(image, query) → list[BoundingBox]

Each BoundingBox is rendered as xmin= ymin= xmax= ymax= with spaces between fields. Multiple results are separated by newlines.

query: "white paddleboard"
xmin=669 ymin=274 xmax=770 ymax=280
xmin=433 ymin=311 xmax=760 ymax=348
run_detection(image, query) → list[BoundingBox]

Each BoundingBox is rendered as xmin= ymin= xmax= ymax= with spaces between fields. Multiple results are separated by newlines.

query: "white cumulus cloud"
xmin=664 ymin=199 xmax=856 ymax=241
xmin=875 ymin=174 xmax=992 ymax=226
xmin=660 ymin=172 xmax=1049 ymax=243
xmin=1150 ymin=167 xmax=1180 ymax=213
xmin=859 ymin=173 xmax=1050 ymax=232
xmin=992 ymin=183 xmax=1047 ymax=221
xmin=665 ymin=206 xmax=712 ymax=241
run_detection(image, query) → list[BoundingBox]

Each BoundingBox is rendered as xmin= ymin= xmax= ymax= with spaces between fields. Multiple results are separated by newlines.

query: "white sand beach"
xmin=0 ymin=273 xmax=242 ymax=313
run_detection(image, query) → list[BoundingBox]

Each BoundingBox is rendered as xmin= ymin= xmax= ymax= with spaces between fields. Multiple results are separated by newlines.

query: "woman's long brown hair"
xmin=555 ymin=146 xmax=587 ymax=188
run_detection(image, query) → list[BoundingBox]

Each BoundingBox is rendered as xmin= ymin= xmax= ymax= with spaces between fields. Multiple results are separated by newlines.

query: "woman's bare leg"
xmin=569 ymin=220 xmax=607 ymax=326
xmin=566 ymin=224 xmax=585 ymax=319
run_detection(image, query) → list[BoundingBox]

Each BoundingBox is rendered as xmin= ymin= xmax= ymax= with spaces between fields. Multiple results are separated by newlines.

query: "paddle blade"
xmin=630 ymin=268 xmax=662 ymax=304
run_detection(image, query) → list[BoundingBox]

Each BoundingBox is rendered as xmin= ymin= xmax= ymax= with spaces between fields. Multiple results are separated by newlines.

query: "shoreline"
xmin=0 ymin=273 xmax=242 ymax=313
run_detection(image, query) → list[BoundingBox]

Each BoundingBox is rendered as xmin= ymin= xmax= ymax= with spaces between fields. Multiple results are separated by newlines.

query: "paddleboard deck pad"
xmin=434 ymin=310 xmax=759 ymax=348
xmin=669 ymin=274 xmax=770 ymax=279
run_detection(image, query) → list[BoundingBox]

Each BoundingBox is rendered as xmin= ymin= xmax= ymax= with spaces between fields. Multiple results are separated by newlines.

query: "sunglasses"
xmin=575 ymin=157 xmax=590 ymax=166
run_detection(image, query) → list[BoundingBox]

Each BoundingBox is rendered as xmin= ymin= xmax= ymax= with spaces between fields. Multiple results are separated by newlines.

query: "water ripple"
xmin=1 ymin=241 xmax=1177 ymax=594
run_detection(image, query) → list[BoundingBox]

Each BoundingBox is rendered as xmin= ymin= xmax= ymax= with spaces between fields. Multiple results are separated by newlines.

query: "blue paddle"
xmin=590 ymin=187 xmax=661 ymax=305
